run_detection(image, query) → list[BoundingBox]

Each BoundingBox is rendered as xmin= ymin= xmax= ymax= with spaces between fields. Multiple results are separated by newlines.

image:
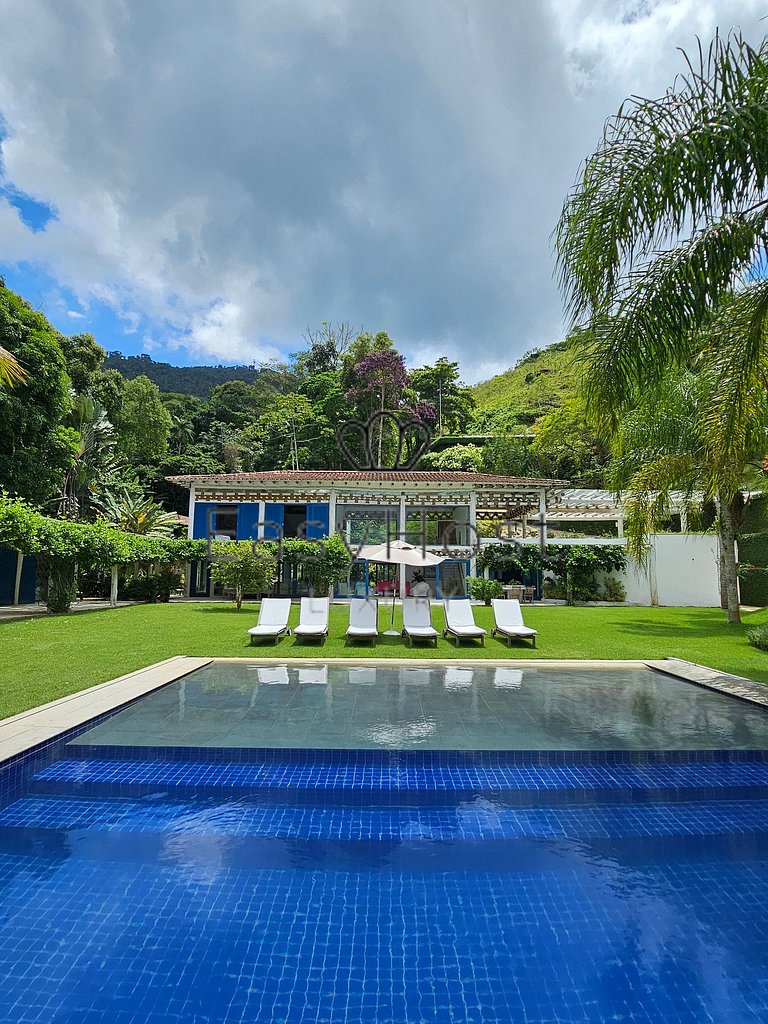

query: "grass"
xmin=1 ymin=601 xmax=768 ymax=721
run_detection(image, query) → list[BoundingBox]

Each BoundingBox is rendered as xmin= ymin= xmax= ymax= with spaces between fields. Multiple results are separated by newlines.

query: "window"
xmin=213 ymin=505 xmax=238 ymax=540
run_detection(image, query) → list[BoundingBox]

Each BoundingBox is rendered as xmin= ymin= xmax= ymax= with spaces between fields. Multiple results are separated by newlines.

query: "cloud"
xmin=0 ymin=0 xmax=764 ymax=376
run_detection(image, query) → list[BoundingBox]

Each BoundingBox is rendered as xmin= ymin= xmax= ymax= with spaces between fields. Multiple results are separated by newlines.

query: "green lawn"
xmin=2 ymin=601 xmax=768 ymax=721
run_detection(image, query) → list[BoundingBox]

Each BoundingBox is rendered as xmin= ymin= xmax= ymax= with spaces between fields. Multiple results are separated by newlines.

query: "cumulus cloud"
xmin=0 ymin=0 xmax=764 ymax=378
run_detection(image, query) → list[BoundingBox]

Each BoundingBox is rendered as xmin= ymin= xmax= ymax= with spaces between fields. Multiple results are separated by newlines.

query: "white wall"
xmin=508 ymin=533 xmax=721 ymax=607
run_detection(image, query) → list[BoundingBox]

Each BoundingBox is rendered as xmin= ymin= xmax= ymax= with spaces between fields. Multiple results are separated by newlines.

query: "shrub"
xmin=122 ymin=568 xmax=183 ymax=603
xmin=738 ymin=565 xmax=768 ymax=607
xmin=209 ymin=541 xmax=276 ymax=609
xmin=746 ymin=624 xmax=768 ymax=652
xmin=542 ymin=581 xmax=566 ymax=600
xmin=737 ymin=533 xmax=768 ymax=567
xmin=467 ymin=577 xmax=504 ymax=605
xmin=602 ymin=577 xmax=627 ymax=603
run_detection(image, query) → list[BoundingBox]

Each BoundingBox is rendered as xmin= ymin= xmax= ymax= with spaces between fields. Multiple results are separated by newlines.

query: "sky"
xmin=0 ymin=0 xmax=765 ymax=384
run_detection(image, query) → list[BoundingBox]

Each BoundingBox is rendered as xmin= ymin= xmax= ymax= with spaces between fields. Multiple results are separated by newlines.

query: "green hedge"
xmin=738 ymin=566 xmax=768 ymax=607
xmin=738 ymin=532 xmax=768 ymax=567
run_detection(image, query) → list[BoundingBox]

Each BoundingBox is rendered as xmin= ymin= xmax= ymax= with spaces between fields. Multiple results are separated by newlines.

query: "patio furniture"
xmin=502 ymin=584 xmax=525 ymax=602
xmin=247 ymin=598 xmax=291 ymax=645
xmin=523 ymin=586 xmax=536 ymax=604
xmin=346 ymin=598 xmax=379 ymax=644
xmin=442 ymin=599 xmax=487 ymax=647
xmin=293 ymin=597 xmax=329 ymax=642
xmin=401 ymin=597 xmax=438 ymax=647
xmin=491 ymin=598 xmax=538 ymax=648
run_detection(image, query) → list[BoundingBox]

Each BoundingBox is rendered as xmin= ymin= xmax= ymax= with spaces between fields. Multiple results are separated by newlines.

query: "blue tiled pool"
xmin=1 ymin=663 xmax=768 ymax=1022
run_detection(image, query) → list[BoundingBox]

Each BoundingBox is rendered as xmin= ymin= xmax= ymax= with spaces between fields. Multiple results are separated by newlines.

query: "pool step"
xmin=28 ymin=755 xmax=768 ymax=805
xmin=3 ymin=792 xmax=768 ymax=842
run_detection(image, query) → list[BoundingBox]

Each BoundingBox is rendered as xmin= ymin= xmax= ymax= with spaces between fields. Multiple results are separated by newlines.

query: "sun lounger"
xmin=247 ymin=598 xmax=291 ymax=645
xmin=346 ymin=598 xmax=378 ymax=644
xmin=442 ymin=599 xmax=487 ymax=646
xmin=293 ymin=597 xmax=329 ymax=642
xmin=491 ymin=599 xmax=538 ymax=648
xmin=401 ymin=597 xmax=438 ymax=647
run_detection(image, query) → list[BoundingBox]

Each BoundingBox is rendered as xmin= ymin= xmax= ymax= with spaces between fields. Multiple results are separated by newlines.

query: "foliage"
xmin=471 ymin=340 xmax=573 ymax=422
xmin=97 ymin=492 xmax=179 ymax=536
xmin=209 ymin=541 xmax=276 ymax=609
xmin=103 ymin=351 xmax=262 ymax=397
xmin=121 ymin=568 xmax=183 ymax=604
xmin=530 ymin=398 xmax=609 ymax=485
xmin=425 ymin=445 xmax=484 ymax=473
xmin=741 ymin=495 xmax=768 ymax=534
xmin=738 ymin=566 xmax=768 ymax=607
xmin=0 ymin=283 xmax=79 ymax=504
xmin=467 ymin=577 xmax=504 ymax=605
xmin=737 ymin=533 xmax=768 ymax=568
xmin=59 ymin=333 xmax=105 ymax=394
xmin=601 ymin=577 xmax=627 ymax=603
xmin=280 ymin=533 xmax=351 ymax=596
xmin=410 ymin=358 xmax=475 ymax=434
xmin=746 ymin=623 xmax=768 ymax=650
xmin=543 ymin=545 xmax=627 ymax=605
xmin=117 ymin=375 xmax=173 ymax=462
xmin=59 ymin=396 xmax=122 ymax=520
xmin=0 ymin=343 xmax=27 ymax=387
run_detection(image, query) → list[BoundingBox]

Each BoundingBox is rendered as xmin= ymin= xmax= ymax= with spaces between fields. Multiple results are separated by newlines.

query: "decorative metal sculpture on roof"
xmin=336 ymin=412 xmax=432 ymax=471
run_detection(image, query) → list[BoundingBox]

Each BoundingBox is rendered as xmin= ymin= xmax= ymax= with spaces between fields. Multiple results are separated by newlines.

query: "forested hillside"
xmin=103 ymin=352 xmax=262 ymax=397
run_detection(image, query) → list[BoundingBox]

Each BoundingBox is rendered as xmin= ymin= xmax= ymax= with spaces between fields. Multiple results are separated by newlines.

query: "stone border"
xmin=212 ymin=657 xmax=647 ymax=668
xmin=645 ymin=658 xmax=768 ymax=709
xmin=0 ymin=655 xmax=212 ymax=765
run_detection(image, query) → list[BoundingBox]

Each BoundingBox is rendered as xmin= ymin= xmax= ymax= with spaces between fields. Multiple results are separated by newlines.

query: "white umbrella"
xmin=360 ymin=540 xmax=446 ymax=635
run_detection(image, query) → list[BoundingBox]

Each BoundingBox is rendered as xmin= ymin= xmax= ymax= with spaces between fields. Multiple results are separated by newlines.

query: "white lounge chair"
xmin=293 ymin=597 xmax=329 ymax=642
xmin=346 ymin=598 xmax=378 ymax=644
xmin=442 ymin=599 xmax=487 ymax=647
xmin=401 ymin=597 xmax=438 ymax=647
xmin=247 ymin=598 xmax=292 ymax=645
xmin=491 ymin=599 xmax=538 ymax=648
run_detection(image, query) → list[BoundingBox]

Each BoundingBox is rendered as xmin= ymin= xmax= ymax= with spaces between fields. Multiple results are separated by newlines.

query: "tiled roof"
xmin=165 ymin=469 xmax=566 ymax=487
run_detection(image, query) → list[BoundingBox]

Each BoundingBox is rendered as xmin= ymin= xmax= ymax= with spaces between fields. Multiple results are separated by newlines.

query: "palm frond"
xmin=556 ymin=31 xmax=768 ymax=320
xmin=0 ymin=345 xmax=27 ymax=387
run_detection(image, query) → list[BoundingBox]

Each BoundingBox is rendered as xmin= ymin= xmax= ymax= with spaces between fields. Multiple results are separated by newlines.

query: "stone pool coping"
xmin=1 ymin=656 xmax=766 ymax=766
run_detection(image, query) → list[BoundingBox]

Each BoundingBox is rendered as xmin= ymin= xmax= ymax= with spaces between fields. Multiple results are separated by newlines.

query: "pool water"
xmin=1 ymin=664 xmax=768 ymax=1023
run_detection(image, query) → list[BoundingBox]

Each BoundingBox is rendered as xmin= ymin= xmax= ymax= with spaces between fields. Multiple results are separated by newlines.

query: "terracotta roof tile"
xmin=165 ymin=469 xmax=567 ymax=487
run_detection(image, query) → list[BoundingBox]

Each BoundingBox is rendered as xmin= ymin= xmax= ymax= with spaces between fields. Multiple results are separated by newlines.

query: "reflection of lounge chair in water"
xmin=493 ymin=668 xmax=523 ymax=690
xmin=298 ymin=666 xmax=328 ymax=685
xmin=256 ymin=666 xmax=290 ymax=685
xmin=444 ymin=667 xmax=473 ymax=690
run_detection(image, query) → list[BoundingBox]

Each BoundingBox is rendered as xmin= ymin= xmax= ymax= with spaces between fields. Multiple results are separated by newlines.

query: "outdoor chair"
xmin=442 ymin=599 xmax=487 ymax=647
xmin=247 ymin=597 xmax=291 ymax=645
xmin=401 ymin=597 xmax=438 ymax=647
xmin=293 ymin=597 xmax=329 ymax=642
xmin=346 ymin=598 xmax=378 ymax=644
xmin=491 ymin=598 xmax=538 ymax=648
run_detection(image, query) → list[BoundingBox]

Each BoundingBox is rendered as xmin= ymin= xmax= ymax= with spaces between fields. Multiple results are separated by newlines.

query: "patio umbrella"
xmin=361 ymin=540 xmax=446 ymax=635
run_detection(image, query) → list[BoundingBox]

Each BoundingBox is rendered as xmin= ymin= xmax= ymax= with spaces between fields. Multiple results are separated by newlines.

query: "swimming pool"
xmin=1 ymin=661 xmax=768 ymax=1022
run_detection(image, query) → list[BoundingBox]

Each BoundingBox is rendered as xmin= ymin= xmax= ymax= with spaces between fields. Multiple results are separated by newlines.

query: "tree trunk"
xmin=236 ymin=585 xmax=243 ymax=610
xmin=718 ymin=491 xmax=741 ymax=624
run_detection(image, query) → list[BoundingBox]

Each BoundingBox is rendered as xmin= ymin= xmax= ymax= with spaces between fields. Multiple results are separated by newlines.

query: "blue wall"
xmin=263 ymin=503 xmax=285 ymax=541
xmin=0 ymin=549 xmax=36 ymax=605
xmin=192 ymin=502 xmax=218 ymax=540
xmin=236 ymin=503 xmax=262 ymax=541
xmin=305 ymin=503 xmax=330 ymax=539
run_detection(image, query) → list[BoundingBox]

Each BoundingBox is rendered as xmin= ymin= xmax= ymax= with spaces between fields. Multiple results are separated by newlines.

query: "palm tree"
xmin=555 ymin=31 xmax=768 ymax=621
xmin=97 ymin=492 xmax=178 ymax=537
xmin=0 ymin=345 xmax=26 ymax=387
xmin=58 ymin=397 xmax=120 ymax=520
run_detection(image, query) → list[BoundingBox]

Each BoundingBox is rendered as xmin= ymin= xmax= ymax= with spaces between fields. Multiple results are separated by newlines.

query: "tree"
xmin=58 ymin=397 xmax=121 ymax=520
xmin=410 ymin=358 xmax=475 ymax=434
xmin=117 ymin=375 xmax=172 ymax=462
xmin=555 ymin=31 xmax=768 ymax=621
xmin=98 ymin=492 xmax=179 ymax=537
xmin=209 ymin=541 xmax=276 ymax=609
xmin=426 ymin=444 xmax=483 ymax=473
xmin=0 ymin=284 xmax=78 ymax=504
xmin=344 ymin=349 xmax=412 ymax=466
xmin=59 ymin=333 xmax=105 ymax=394
xmin=530 ymin=398 xmax=610 ymax=486
xmin=295 ymin=321 xmax=355 ymax=377
xmin=253 ymin=393 xmax=315 ymax=470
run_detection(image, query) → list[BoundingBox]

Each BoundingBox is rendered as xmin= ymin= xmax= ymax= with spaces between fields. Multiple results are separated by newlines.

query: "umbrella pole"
xmin=383 ymin=570 xmax=399 ymax=636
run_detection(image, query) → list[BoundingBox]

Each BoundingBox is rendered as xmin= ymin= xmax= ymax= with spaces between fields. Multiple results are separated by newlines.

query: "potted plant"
xmin=467 ymin=577 xmax=504 ymax=605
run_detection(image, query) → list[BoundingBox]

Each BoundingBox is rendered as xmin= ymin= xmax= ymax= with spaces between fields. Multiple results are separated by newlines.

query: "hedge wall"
xmin=738 ymin=566 xmax=768 ymax=607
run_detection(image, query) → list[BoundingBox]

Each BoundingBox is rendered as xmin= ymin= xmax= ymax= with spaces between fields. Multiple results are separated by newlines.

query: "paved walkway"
xmin=0 ymin=600 xmax=132 ymax=622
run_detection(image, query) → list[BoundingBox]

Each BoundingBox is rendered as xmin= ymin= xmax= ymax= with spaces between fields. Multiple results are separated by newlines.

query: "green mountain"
xmin=472 ymin=340 xmax=578 ymax=426
xmin=103 ymin=352 xmax=262 ymax=397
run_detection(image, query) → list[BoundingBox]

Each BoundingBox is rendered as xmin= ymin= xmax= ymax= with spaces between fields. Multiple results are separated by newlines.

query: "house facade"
xmin=167 ymin=469 xmax=563 ymax=598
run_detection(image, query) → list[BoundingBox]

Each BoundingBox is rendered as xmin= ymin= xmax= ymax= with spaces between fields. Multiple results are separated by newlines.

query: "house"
xmin=166 ymin=469 xmax=564 ymax=598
